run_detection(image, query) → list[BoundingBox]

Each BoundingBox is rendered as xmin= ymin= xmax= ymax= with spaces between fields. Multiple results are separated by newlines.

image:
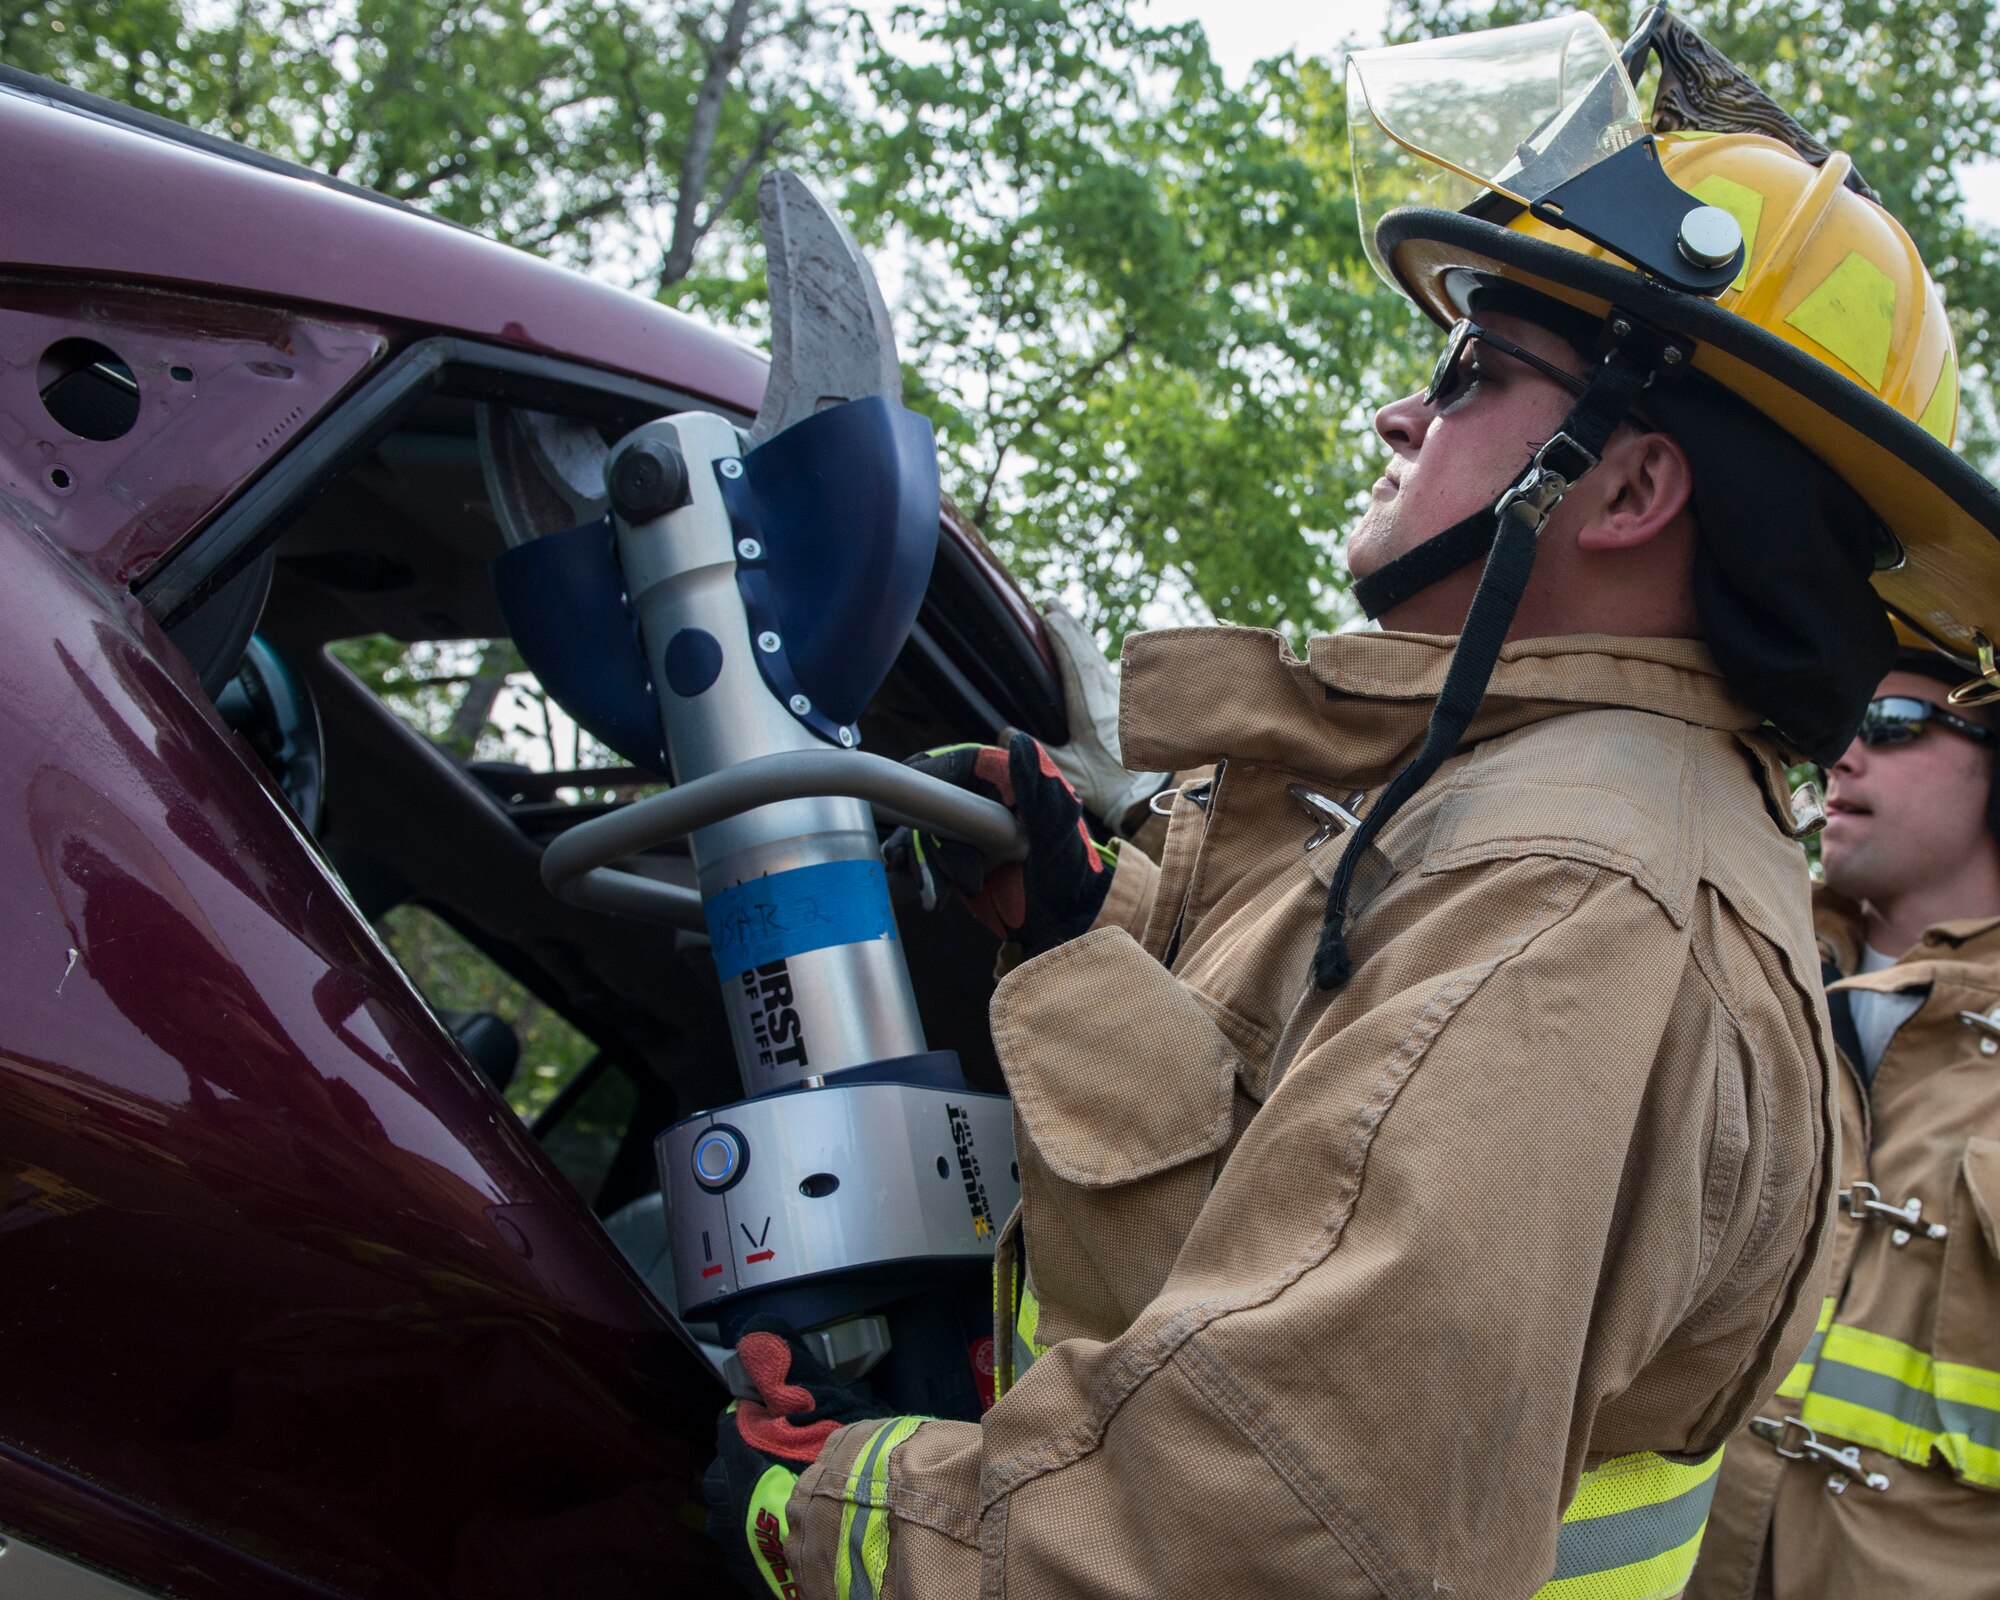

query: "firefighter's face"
xmin=1348 ymin=313 xmax=1584 ymax=606
xmin=1823 ymin=669 xmax=1996 ymax=906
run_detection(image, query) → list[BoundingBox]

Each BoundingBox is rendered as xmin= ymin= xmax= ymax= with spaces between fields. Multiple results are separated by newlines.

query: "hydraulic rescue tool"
xmin=494 ymin=172 xmax=1026 ymax=1419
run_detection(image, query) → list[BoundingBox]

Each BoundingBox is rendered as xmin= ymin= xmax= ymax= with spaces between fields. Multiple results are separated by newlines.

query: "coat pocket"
xmin=990 ymin=925 xmax=1239 ymax=1346
xmin=1931 ymin=1136 xmax=2000 ymax=1490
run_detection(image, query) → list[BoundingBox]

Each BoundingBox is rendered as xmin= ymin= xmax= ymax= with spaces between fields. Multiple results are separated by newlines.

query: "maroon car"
xmin=0 ymin=67 xmax=1064 ymax=1598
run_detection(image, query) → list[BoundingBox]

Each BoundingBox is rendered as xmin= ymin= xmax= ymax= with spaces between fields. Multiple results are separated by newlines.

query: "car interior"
xmin=155 ymin=358 xmax=1067 ymax=1315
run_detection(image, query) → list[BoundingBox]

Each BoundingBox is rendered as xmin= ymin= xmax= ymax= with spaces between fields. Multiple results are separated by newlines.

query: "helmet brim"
xmin=1377 ymin=206 xmax=2000 ymax=662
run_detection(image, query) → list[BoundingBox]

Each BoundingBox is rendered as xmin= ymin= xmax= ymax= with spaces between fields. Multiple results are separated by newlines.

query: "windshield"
xmin=1346 ymin=12 xmax=1645 ymax=286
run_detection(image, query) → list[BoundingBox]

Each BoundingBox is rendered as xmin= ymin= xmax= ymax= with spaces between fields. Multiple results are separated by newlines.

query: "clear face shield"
xmin=1345 ymin=12 xmax=1739 ymax=297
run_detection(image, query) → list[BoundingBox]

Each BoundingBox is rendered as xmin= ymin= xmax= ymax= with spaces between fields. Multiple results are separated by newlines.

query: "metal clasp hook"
xmin=1287 ymin=784 xmax=1365 ymax=852
xmin=1750 ymin=1415 xmax=1891 ymax=1493
xmin=1947 ymin=632 xmax=2000 ymax=708
xmin=1839 ymin=1179 xmax=1948 ymax=1246
xmin=1960 ymin=1006 xmax=2000 ymax=1056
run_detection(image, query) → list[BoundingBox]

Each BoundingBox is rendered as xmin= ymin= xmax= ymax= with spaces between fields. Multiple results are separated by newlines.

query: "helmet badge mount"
xmin=1677 ymin=205 xmax=1745 ymax=269
xmin=1524 ymin=133 xmax=1743 ymax=295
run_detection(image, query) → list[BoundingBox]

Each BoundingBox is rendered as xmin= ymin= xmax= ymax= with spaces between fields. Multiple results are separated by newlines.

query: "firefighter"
xmin=1689 ymin=649 xmax=2000 ymax=1599
xmin=706 ymin=10 xmax=2000 ymax=1596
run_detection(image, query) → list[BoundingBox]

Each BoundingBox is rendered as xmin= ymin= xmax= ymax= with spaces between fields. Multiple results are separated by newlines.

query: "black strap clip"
xmin=1494 ymin=431 xmax=1598 ymax=535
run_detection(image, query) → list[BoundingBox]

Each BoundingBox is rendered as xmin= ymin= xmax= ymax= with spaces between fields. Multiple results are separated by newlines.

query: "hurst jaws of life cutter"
xmin=498 ymin=172 xmax=1025 ymax=1417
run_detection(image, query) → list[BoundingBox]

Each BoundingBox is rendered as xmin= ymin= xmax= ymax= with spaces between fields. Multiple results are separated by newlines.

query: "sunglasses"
xmin=1857 ymin=695 xmax=1995 ymax=748
xmin=1424 ymin=318 xmax=1592 ymax=410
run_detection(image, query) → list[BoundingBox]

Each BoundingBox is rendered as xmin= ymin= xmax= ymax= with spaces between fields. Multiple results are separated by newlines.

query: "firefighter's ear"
xmin=1573 ymin=428 xmax=1694 ymax=553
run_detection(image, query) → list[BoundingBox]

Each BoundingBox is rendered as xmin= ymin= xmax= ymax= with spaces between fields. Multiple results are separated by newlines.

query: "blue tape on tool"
xmin=703 ymin=859 xmax=898 ymax=980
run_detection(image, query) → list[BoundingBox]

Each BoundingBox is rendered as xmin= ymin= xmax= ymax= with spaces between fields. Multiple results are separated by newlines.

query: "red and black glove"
xmin=703 ymin=1317 xmax=889 ymax=1597
xmin=884 ymin=731 xmax=1115 ymax=959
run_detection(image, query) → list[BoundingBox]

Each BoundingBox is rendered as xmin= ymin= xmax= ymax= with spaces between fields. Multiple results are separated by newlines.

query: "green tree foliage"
xmin=9 ymin=0 xmax=1995 ymax=636
xmin=846 ymin=0 xmax=1416 ymax=641
xmin=328 ymin=635 xmax=656 ymax=798
xmin=0 ymin=0 xmax=849 ymax=287
xmin=328 ymin=635 xmax=527 ymax=758
xmin=4 ymin=0 xmax=1416 ymax=643
xmin=377 ymin=903 xmax=599 ymax=1121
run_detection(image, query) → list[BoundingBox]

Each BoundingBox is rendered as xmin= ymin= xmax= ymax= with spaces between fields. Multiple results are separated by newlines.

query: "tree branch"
xmin=974 ymin=328 xmax=1138 ymax=527
xmin=661 ymin=0 xmax=758 ymax=286
xmin=444 ymin=648 xmax=510 ymax=756
xmin=514 ymin=188 xmax=649 ymax=251
xmin=698 ymin=112 xmax=787 ymax=234
xmin=534 ymin=689 xmax=559 ymax=774
xmin=222 ymin=0 xmax=250 ymax=124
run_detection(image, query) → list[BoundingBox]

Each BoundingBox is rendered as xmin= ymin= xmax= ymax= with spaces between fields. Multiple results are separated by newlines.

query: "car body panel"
xmin=0 ymin=84 xmax=768 ymax=416
xmin=0 ymin=501 xmax=724 ymax=1597
xmin=0 ymin=281 xmax=385 ymax=588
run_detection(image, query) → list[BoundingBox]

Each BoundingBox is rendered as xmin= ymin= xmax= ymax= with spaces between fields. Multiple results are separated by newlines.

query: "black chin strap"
xmin=1351 ymin=503 xmax=1501 ymax=621
xmin=1314 ymin=353 xmax=1653 ymax=990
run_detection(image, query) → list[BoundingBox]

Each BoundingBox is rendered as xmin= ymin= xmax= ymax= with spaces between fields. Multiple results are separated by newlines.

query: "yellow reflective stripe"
xmin=835 ymin=1495 xmax=861 ymax=1599
xmin=1942 ymin=1429 xmax=2000 ymax=1487
xmin=993 ymin=1254 xmax=1043 ymax=1401
xmin=1784 ymin=249 xmax=1899 ymax=391
xmin=1800 ymin=1323 xmax=1942 ymax=1465
xmin=1012 ymin=1279 xmax=1046 ymax=1393
xmin=1795 ymin=1323 xmax=2000 ymax=1488
xmin=1940 ymin=1357 xmax=2000 ymax=1482
xmin=1799 ymin=1389 xmax=1937 ymax=1465
xmin=1538 ymin=1529 xmax=1708 ymax=1600
xmin=861 ymin=1417 xmax=921 ymax=1596
xmin=835 ymin=1416 xmax=924 ymax=1600
xmin=1939 ymin=1357 xmax=2000 ymax=1414
xmin=991 ymin=1253 xmax=1012 ymax=1400
xmin=1775 ymin=1297 xmax=1836 ymax=1401
xmin=1017 ymin=1281 xmax=1046 ymax=1359
xmin=1559 ymin=1451 xmax=1722 ymax=1523
xmin=1824 ymin=1323 xmax=1932 ymax=1388
xmin=1535 ymin=1450 xmax=1721 ymax=1600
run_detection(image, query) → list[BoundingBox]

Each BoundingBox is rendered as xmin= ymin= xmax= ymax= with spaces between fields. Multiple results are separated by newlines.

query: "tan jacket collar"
xmin=1815 ymin=887 xmax=2000 ymax=986
xmin=1120 ymin=626 xmax=1761 ymax=787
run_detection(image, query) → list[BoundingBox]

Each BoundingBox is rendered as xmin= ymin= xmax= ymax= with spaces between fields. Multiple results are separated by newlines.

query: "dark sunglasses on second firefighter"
xmin=1858 ymin=695 xmax=1995 ymax=748
xmin=1424 ymin=318 xmax=1590 ymax=410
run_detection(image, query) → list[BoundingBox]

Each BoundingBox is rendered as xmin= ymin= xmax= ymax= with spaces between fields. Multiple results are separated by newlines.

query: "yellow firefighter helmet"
xmin=1347 ymin=6 xmax=2000 ymax=677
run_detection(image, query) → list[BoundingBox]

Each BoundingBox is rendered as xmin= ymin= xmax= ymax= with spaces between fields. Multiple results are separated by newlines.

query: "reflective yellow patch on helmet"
xmin=1690 ymin=173 xmax=1764 ymax=292
xmin=1919 ymin=345 xmax=1959 ymax=444
xmin=1784 ymin=250 xmax=1898 ymax=391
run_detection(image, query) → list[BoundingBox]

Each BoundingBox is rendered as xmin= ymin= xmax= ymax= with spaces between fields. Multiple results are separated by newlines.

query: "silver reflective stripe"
xmin=1548 ymin=1467 xmax=1719 ymax=1584
xmin=1810 ymin=1355 xmax=2000 ymax=1451
xmin=1012 ymin=1322 xmax=1039 ymax=1383
xmin=1811 ymin=1356 xmax=1945 ymax=1432
xmin=843 ymin=1421 xmax=902 ymax=1600
xmin=1943 ymin=1392 xmax=2000 ymax=1454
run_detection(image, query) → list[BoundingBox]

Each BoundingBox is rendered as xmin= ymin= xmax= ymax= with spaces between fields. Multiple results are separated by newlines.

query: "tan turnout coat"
xmin=785 ymin=628 xmax=1838 ymax=1599
xmin=1689 ymin=898 xmax=2000 ymax=1600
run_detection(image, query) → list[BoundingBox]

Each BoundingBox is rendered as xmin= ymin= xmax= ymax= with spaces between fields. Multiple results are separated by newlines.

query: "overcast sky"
xmin=1148 ymin=0 xmax=1392 ymax=73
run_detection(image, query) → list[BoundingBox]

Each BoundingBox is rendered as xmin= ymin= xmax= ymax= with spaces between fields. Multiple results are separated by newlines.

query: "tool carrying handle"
xmin=540 ymin=748 xmax=1028 ymax=927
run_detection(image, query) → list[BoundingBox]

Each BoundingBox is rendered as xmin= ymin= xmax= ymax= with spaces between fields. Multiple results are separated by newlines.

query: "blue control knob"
xmin=692 ymin=1124 xmax=747 ymax=1193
